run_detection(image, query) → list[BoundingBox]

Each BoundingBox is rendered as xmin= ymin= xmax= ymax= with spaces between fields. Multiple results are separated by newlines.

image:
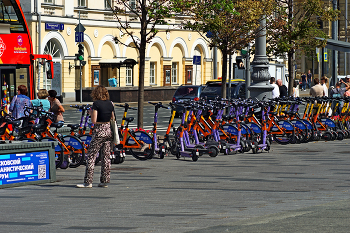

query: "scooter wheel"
xmin=331 ymin=131 xmax=338 ymax=140
xmin=337 ymin=131 xmax=345 ymax=141
xmin=159 ymin=143 xmax=166 ymax=159
xmin=170 ymin=141 xmax=179 ymax=155
xmin=192 ymin=153 xmax=199 ymax=162
xmin=238 ymin=141 xmax=246 ymax=153
xmin=251 ymin=139 xmax=259 ymax=154
xmin=243 ymin=140 xmax=251 ymax=152
xmin=223 ymin=148 xmax=230 ymax=155
xmin=113 ymin=153 xmax=125 ymax=164
xmin=208 ymin=146 xmax=219 ymax=157
xmin=322 ymin=132 xmax=332 ymax=141
xmin=252 ymin=147 xmax=258 ymax=154
xmin=60 ymin=160 xmax=69 ymax=169
xmin=264 ymin=140 xmax=271 ymax=151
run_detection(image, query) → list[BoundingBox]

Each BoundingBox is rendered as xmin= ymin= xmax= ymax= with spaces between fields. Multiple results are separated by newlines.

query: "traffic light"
xmin=77 ymin=44 xmax=84 ymax=61
xmin=236 ymin=56 xmax=245 ymax=69
xmin=46 ymin=61 xmax=53 ymax=79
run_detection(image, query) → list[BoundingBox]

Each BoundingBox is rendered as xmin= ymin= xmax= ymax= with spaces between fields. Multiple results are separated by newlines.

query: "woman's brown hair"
xmin=37 ymin=89 xmax=49 ymax=99
xmin=18 ymin=85 xmax=28 ymax=95
xmin=91 ymin=85 xmax=110 ymax=101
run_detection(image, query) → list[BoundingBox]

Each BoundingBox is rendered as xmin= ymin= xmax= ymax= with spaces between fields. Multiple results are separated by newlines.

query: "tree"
xmin=173 ymin=0 xmax=274 ymax=98
xmin=265 ymin=0 xmax=339 ymax=96
xmin=111 ymin=0 xmax=175 ymax=128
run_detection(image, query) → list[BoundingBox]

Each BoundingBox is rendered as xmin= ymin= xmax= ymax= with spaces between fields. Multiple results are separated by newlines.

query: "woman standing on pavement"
xmin=76 ymin=85 xmax=114 ymax=188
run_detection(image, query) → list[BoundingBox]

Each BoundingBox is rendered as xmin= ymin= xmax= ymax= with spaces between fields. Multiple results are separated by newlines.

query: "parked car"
xmin=172 ymin=85 xmax=205 ymax=117
xmin=200 ymin=79 xmax=246 ymax=101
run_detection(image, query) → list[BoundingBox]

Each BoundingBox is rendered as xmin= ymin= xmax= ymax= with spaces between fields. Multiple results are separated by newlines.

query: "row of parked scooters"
xmin=163 ymin=95 xmax=350 ymax=161
xmin=118 ymin=95 xmax=350 ymax=162
xmin=1 ymin=95 xmax=349 ymax=166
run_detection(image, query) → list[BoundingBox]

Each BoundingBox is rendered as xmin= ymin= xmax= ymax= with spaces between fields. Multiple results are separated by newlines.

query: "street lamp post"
xmin=248 ymin=17 xmax=273 ymax=99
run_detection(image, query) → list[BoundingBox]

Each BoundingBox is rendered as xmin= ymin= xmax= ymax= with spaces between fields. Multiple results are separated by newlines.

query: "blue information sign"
xmin=193 ymin=55 xmax=201 ymax=65
xmin=45 ymin=22 xmax=64 ymax=31
xmin=75 ymin=32 xmax=84 ymax=42
xmin=0 ymin=151 xmax=50 ymax=186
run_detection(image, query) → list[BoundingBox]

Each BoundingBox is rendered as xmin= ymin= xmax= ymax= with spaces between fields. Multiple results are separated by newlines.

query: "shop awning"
xmin=99 ymin=59 xmax=137 ymax=69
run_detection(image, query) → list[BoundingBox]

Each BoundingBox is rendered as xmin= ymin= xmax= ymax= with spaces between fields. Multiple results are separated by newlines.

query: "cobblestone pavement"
xmin=0 ymin=139 xmax=349 ymax=232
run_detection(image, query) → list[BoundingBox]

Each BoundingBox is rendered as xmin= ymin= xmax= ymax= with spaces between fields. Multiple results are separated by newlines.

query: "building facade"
xmin=297 ymin=0 xmax=350 ymax=86
xmin=21 ymin=0 xmax=226 ymax=99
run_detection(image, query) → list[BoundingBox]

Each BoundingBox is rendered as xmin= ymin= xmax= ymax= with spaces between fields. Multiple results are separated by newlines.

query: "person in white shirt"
xmin=270 ymin=77 xmax=280 ymax=98
xmin=293 ymin=80 xmax=299 ymax=97
xmin=320 ymin=76 xmax=328 ymax=97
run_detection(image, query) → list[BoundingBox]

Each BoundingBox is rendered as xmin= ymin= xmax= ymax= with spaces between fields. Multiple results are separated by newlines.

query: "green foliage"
xmin=265 ymin=0 xmax=339 ymax=57
xmin=265 ymin=0 xmax=339 ymax=96
xmin=174 ymin=0 xmax=274 ymax=55
xmin=112 ymin=0 xmax=177 ymax=49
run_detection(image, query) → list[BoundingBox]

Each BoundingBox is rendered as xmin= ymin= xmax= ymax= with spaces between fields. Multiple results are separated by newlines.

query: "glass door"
xmin=163 ymin=65 xmax=171 ymax=86
xmin=0 ymin=67 xmax=16 ymax=111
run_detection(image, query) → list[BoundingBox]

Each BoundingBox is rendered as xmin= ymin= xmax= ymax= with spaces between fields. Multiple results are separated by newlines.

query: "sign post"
xmin=193 ymin=55 xmax=201 ymax=85
xmin=75 ymin=12 xmax=85 ymax=103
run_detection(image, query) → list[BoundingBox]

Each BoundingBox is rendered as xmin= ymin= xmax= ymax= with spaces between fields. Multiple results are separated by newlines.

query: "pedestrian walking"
xmin=301 ymin=73 xmax=307 ymax=91
xmin=76 ymin=85 xmax=115 ymax=188
xmin=9 ymin=85 xmax=31 ymax=119
xmin=48 ymin=90 xmax=65 ymax=123
xmin=307 ymin=70 xmax=312 ymax=89
xmin=270 ymin=77 xmax=280 ymax=98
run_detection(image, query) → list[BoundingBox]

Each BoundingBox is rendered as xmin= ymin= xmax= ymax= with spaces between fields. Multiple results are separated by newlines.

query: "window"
xmin=129 ymin=0 xmax=136 ymax=10
xmin=78 ymin=0 xmax=86 ymax=7
xmin=0 ymin=1 xmax=26 ymax=32
xmin=105 ymin=0 xmax=113 ymax=9
xmin=126 ymin=67 xmax=132 ymax=85
xmin=150 ymin=62 xmax=156 ymax=85
xmin=172 ymin=62 xmax=178 ymax=84
xmin=44 ymin=0 xmax=54 ymax=3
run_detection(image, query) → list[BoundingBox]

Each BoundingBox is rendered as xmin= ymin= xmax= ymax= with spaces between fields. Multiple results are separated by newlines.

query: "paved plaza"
xmin=0 ymin=138 xmax=349 ymax=232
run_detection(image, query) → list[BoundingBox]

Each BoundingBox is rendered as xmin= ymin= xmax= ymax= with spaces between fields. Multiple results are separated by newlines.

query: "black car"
xmin=172 ymin=85 xmax=205 ymax=117
xmin=200 ymin=79 xmax=246 ymax=101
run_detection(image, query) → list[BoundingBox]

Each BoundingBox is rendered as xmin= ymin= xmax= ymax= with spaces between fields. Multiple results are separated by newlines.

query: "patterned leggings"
xmin=84 ymin=123 xmax=113 ymax=184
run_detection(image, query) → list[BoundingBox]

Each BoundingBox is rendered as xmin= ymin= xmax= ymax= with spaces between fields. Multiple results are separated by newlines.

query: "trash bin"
xmin=108 ymin=78 xmax=118 ymax=87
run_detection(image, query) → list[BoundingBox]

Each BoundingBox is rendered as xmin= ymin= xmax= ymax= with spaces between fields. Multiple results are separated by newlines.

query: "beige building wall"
xmin=23 ymin=0 xmax=227 ymax=99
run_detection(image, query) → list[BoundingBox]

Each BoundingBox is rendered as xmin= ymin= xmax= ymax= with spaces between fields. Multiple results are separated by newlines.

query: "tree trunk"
xmin=287 ymin=50 xmax=294 ymax=97
xmin=137 ymin=2 xmax=147 ymax=129
xmin=138 ymin=44 xmax=145 ymax=129
xmin=221 ymin=48 xmax=228 ymax=99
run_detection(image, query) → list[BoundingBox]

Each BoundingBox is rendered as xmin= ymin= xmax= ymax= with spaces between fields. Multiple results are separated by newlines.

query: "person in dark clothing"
xmin=277 ymin=79 xmax=288 ymax=97
xmin=76 ymin=85 xmax=114 ymax=188
xmin=301 ymin=73 xmax=307 ymax=91
xmin=307 ymin=70 xmax=312 ymax=89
